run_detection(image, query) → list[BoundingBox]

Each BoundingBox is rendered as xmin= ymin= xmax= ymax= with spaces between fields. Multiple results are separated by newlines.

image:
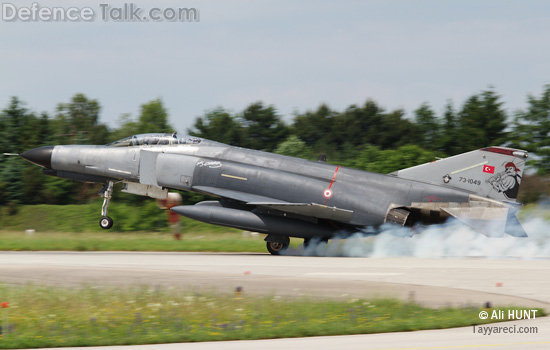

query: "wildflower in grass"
xmin=1 ymin=302 xmax=8 ymax=308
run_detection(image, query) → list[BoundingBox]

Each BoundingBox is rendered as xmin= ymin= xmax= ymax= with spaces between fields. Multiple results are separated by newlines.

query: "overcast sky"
xmin=1 ymin=0 xmax=549 ymax=133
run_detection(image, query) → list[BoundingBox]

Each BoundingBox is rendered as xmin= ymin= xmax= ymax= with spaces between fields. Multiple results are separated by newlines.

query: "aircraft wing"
xmin=193 ymin=186 xmax=288 ymax=204
xmin=193 ymin=185 xmax=354 ymax=222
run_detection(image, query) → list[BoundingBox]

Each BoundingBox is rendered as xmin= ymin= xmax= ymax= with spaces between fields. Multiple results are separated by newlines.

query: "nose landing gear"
xmin=99 ymin=181 xmax=114 ymax=229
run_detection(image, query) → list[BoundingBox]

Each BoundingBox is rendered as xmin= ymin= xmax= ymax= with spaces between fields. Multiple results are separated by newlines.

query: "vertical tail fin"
xmin=394 ymin=147 xmax=528 ymax=202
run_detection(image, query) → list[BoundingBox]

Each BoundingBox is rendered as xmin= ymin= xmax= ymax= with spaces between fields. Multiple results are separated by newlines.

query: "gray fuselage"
xmin=49 ymin=140 xmax=470 ymax=230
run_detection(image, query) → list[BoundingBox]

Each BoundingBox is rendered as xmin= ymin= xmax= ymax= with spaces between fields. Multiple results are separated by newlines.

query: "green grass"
xmin=0 ymin=230 xmax=305 ymax=252
xmin=0 ymin=200 xmax=243 ymax=233
xmin=0 ymin=285 xmax=543 ymax=349
xmin=0 ymin=202 xmax=232 ymax=233
xmin=0 ymin=230 xmax=271 ymax=252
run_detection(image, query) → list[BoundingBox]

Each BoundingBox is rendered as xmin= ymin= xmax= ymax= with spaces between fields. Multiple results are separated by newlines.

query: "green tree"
xmin=188 ymin=108 xmax=243 ymax=145
xmin=275 ymin=135 xmax=311 ymax=158
xmin=511 ymin=85 xmax=550 ymax=174
xmin=240 ymin=102 xmax=289 ymax=151
xmin=1 ymin=97 xmax=32 ymax=153
xmin=36 ymin=113 xmax=53 ymax=146
xmin=0 ymin=157 xmax=23 ymax=203
xmin=331 ymin=101 xmax=419 ymax=150
xmin=56 ymin=93 xmax=108 ymax=144
xmin=332 ymin=100 xmax=385 ymax=147
xmin=0 ymin=97 xmax=38 ymax=204
xmin=292 ymin=104 xmax=336 ymax=149
xmin=345 ymin=144 xmax=438 ymax=174
xmin=438 ymin=102 xmax=458 ymax=155
xmin=109 ymin=113 xmax=140 ymax=142
xmin=377 ymin=110 xmax=420 ymax=149
xmin=457 ymin=89 xmax=507 ymax=152
xmin=137 ymin=99 xmax=173 ymax=134
xmin=414 ymin=103 xmax=440 ymax=150
xmin=42 ymin=176 xmax=77 ymax=204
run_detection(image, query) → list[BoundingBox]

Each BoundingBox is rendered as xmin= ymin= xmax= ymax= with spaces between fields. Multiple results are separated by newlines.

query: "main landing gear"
xmin=265 ymin=235 xmax=290 ymax=255
xmin=99 ymin=181 xmax=114 ymax=229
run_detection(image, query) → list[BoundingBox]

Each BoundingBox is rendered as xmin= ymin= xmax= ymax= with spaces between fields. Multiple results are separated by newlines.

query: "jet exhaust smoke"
xmin=282 ymin=202 xmax=550 ymax=259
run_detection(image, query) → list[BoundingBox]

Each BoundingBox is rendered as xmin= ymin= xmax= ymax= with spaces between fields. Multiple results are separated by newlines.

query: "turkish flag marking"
xmin=483 ymin=165 xmax=495 ymax=174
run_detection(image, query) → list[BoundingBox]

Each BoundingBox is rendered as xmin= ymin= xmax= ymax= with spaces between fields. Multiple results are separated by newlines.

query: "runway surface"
xmin=1 ymin=251 xmax=549 ymax=349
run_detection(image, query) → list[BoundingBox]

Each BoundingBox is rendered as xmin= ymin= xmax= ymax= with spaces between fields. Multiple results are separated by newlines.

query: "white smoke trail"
xmin=283 ymin=205 xmax=550 ymax=259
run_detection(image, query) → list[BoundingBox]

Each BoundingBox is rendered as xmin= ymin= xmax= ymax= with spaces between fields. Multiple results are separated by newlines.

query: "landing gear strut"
xmin=99 ymin=181 xmax=114 ymax=229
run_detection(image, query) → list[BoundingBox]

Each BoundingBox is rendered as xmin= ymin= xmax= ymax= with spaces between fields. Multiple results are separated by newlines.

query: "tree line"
xmin=0 ymin=85 xmax=548 ymax=207
xmin=190 ymin=86 xmax=549 ymax=174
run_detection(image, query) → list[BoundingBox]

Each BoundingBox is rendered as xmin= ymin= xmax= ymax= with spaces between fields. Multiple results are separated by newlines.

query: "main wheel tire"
xmin=99 ymin=216 xmax=114 ymax=229
xmin=266 ymin=240 xmax=289 ymax=255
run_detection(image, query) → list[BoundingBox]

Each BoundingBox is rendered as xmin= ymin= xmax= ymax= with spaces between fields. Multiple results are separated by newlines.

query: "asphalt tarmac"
xmin=1 ymin=251 xmax=548 ymax=349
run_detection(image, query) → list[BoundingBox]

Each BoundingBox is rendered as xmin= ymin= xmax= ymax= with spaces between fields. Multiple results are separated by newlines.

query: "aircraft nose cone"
xmin=21 ymin=146 xmax=53 ymax=168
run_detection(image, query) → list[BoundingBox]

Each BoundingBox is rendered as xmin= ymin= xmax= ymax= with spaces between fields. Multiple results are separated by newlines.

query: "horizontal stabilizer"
xmin=249 ymin=202 xmax=354 ymax=222
xmin=439 ymin=206 xmax=526 ymax=237
xmin=504 ymin=211 xmax=528 ymax=237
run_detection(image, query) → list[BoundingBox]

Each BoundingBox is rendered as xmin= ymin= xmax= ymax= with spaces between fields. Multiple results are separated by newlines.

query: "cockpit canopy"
xmin=107 ymin=133 xmax=201 ymax=147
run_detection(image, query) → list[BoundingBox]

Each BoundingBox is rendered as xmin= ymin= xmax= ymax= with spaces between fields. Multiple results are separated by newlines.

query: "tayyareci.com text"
xmin=473 ymin=324 xmax=538 ymax=335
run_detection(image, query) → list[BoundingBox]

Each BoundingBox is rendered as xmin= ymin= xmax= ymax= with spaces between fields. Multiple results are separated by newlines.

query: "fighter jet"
xmin=19 ymin=133 xmax=528 ymax=254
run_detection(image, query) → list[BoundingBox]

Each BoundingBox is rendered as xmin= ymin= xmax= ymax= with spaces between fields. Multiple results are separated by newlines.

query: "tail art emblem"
xmin=486 ymin=162 xmax=522 ymax=199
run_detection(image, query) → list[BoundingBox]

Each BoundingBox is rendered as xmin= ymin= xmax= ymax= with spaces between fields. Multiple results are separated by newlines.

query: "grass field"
xmin=0 ymin=203 xmax=278 ymax=252
xmin=0 ymin=230 xmax=272 ymax=252
xmin=0 ymin=202 xmax=226 ymax=233
xmin=0 ymin=284 xmax=542 ymax=349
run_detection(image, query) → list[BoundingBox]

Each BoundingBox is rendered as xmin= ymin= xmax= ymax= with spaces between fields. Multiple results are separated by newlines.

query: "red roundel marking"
xmin=322 ymin=166 xmax=340 ymax=203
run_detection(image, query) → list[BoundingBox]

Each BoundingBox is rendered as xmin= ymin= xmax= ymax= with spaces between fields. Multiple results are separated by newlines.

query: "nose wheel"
xmin=99 ymin=181 xmax=114 ymax=229
xmin=99 ymin=216 xmax=113 ymax=229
